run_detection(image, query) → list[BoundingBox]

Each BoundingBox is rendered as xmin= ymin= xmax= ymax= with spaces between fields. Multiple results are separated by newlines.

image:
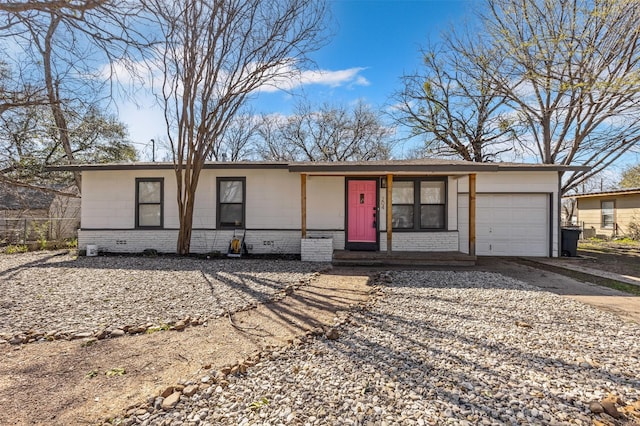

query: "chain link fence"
xmin=0 ymin=217 xmax=79 ymax=245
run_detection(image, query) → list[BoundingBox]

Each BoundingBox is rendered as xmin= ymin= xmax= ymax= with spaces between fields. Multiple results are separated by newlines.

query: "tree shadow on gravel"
xmin=0 ymin=251 xmax=328 ymax=339
xmin=13 ymin=252 xmax=322 ymax=273
xmin=0 ymin=251 xmax=67 ymax=280
xmin=321 ymin=305 xmax=640 ymax=425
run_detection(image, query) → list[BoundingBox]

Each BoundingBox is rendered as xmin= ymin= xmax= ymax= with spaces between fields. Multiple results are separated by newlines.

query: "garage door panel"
xmin=476 ymin=194 xmax=549 ymax=256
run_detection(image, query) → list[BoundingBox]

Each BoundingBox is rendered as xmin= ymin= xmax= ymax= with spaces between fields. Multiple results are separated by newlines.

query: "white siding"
xmin=307 ymin=176 xmax=344 ymax=229
xmin=80 ymin=168 xmax=560 ymax=256
xmin=447 ymin=176 xmax=458 ymax=231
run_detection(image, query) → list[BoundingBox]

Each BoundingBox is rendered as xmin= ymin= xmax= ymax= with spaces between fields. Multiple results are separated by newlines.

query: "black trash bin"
xmin=561 ymin=228 xmax=581 ymax=257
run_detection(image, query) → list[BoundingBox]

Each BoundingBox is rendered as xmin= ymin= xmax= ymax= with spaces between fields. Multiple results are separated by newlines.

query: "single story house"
xmin=565 ymin=188 xmax=640 ymax=239
xmin=52 ymin=159 xmax=585 ymax=259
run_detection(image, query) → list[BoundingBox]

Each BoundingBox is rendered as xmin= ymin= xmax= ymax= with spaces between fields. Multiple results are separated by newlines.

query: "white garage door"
xmin=458 ymin=193 xmax=550 ymax=256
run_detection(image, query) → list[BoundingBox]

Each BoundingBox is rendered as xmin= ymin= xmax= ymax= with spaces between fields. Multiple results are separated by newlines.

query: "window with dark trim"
xmin=136 ymin=178 xmax=163 ymax=228
xmin=392 ymin=178 xmax=446 ymax=231
xmin=217 ymin=177 xmax=246 ymax=229
xmin=601 ymin=200 xmax=614 ymax=229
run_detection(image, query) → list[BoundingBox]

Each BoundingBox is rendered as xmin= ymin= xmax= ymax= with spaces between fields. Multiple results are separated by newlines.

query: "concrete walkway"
xmin=475 ymin=257 xmax=640 ymax=324
xmin=525 ymin=256 xmax=640 ymax=288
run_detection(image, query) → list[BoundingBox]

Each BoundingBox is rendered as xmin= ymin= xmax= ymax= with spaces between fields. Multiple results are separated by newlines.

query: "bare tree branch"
xmin=480 ymin=0 xmax=640 ymax=192
xmin=148 ymin=0 xmax=328 ymax=254
xmin=255 ymin=99 xmax=394 ymax=162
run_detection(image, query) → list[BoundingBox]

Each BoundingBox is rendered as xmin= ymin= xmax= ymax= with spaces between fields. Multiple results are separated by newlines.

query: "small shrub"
xmin=142 ymin=248 xmax=158 ymax=257
xmin=146 ymin=324 xmax=170 ymax=334
xmin=5 ymin=244 xmax=28 ymax=254
xmin=248 ymin=397 xmax=269 ymax=411
xmin=30 ymin=221 xmax=50 ymax=250
xmin=105 ymin=367 xmax=126 ymax=377
xmin=627 ymin=217 xmax=640 ymax=241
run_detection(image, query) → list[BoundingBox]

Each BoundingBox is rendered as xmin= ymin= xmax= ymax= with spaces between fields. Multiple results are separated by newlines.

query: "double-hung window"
xmin=601 ymin=200 xmax=614 ymax=229
xmin=136 ymin=178 xmax=163 ymax=228
xmin=392 ymin=178 xmax=446 ymax=230
xmin=217 ymin=177 xmax=245 ymax=228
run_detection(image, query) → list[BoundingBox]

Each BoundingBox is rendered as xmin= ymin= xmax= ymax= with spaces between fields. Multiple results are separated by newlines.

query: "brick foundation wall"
xmin=379 ymin=231 xmax=459 ymax=252
xmin=300 ymin=238 xmax=333 ymax=262
xmin=78 ymin=229 xmax=345 ymax=254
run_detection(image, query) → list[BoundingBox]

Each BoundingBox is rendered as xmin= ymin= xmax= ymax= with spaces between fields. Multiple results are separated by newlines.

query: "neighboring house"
xmin=565 ymin=188 xmax=640 ymax=239
xmin=0 ymin=185 xmax=80 ymax=243
xmin=52 ymin=159 xmax=585 ymax=258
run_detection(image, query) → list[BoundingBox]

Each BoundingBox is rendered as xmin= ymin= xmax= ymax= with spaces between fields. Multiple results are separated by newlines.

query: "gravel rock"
xmin=0 ymin=251 xmax=320 ymax=340
xmin=123 ymin=270 xmax=640 ymax=425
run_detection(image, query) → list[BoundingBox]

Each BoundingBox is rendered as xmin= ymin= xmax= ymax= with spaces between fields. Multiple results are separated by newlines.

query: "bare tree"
xmin=0 ymin=60 xmax=48 ymax=117
xmin=479 ymin=0 xmax=640 ymax=192
xmin=1 ymin=2 xmax=151 ymax=191
xmin=394 ymin=38 xmax=516 ymax=162
xmin=256 ymin=99 xmax=394 ymax=161
xmin=209 ymin=110 xmax=258 ymax=161
xmin=149 ymin=0 xmax=328 ymax=254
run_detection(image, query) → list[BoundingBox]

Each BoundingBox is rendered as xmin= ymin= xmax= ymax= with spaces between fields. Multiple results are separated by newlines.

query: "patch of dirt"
xmin=0 ymin=268 xmax=372 ymax=426
xmin=577 ymin=240 xmax=640 ymax=277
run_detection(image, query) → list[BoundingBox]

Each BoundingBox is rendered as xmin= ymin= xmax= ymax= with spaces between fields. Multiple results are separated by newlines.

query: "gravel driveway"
xmin=131 ymin=270 xmax=640 ymax=425
xmin=0 ymin=251 xmax=319 ymax=341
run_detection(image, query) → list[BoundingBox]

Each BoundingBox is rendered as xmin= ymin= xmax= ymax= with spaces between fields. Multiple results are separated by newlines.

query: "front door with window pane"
xmin=346 ymin=179 xmax=378 ymax=250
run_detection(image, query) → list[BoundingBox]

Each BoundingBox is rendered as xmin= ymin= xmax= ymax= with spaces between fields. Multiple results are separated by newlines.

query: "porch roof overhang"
xmin=288 ymin=160 xmax=589 ymax=174
xmin=46 ymin=159 xmax=589 ymax=174
xmin=46 ymin=161 xmax=290 ymax=171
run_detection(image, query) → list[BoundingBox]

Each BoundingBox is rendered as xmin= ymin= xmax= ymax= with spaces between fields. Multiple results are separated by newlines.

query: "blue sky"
xmin=124 ymin=0 xmax=472 ymax=160
xmin=251 ymin=0 xmax=471 ymax=114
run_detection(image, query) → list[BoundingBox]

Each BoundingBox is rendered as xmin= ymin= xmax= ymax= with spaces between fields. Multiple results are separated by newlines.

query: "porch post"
xmin=469 ymin=173 xmax=476 ymax=256
xmin=386 ymin=174 xmax=393 ymax=254
xmin=301 ymin=174 xmax=307 ymax=239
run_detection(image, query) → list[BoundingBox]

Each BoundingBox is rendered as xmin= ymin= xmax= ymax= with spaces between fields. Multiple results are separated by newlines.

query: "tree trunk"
xmin=42 ymin=15 xmax=82 ymax=190
xmin=175 ymin=160 xmax=203 ymax=255
xmin=176 ymin=199 xmax=194 ymax=254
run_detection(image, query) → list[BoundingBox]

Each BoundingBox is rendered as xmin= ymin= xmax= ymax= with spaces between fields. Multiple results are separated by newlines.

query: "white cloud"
xmin=258 ymin=66 xmax=370 ymax=93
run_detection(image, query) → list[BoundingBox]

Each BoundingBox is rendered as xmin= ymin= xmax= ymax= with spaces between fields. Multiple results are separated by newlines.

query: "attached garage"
xmin=475 ymin=193 xmax=550 ymax=256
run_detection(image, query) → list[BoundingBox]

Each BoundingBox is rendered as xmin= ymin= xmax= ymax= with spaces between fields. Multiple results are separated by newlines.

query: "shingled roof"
xmin=0 ymin=186 xmax=55 ymax=210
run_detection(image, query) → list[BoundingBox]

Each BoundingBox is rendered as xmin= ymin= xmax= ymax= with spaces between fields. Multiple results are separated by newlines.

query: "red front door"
xmin=347 ymin=179 xmax=377 ymax=249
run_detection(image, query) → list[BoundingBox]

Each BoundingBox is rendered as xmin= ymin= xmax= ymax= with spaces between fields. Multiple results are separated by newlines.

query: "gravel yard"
xmin=127 ymin=270 xmax=640 ymax=426
xmin=0 ymin=251 xmax=319 ymax=341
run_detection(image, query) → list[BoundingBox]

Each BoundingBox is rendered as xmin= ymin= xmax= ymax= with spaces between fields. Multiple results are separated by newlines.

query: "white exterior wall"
xmin=79 ymin=168 xmax=560 ymax=256
xmin=79 ymin=169 xmax=347 ymax=254
xmin=447 ymin=176 xmax=458 ymax=231
xmin=306 ymin=176 xmax=344 ymax=230
xmin=457 ymin=171 xmax=559 ymax=257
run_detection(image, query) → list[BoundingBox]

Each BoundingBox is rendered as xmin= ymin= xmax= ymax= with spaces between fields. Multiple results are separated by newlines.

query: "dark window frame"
xmin=217 ymin=177 xmax=246 ymax=229
xmin=135 ymin=177 xmax=164 ymax=229
xmin=391 ymin=177 xmax=447 ymax=232
xmin=601 ymin=199 xmax=615 ymax=229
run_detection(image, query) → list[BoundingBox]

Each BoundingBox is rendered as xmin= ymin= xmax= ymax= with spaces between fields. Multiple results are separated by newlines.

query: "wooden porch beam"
xmin=469 ymin=173 xmax=476 ymax=256
xmin=386 ymin=174 xmax=393 ymax=254
xmin=301 ymin=174 xmax=307 ymax=239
